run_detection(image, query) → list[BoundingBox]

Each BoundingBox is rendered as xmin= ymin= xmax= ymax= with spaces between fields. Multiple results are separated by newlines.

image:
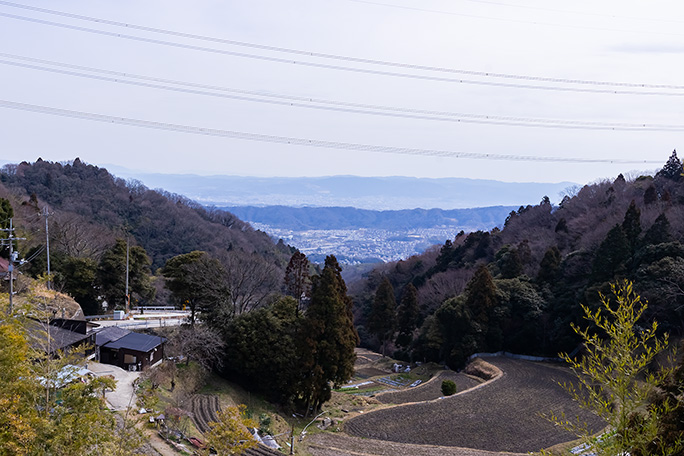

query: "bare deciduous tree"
xmin=221 ymin=250 xmax=282 ymax=316
xmin=166 ymin=325 xmax=225 ymax=371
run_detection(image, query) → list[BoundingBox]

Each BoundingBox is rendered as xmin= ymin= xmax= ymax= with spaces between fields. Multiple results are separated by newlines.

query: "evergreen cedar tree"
xmin=395 ymin=283 xmax=419 ymax=349
xmin=369 ymin=277 xmax=397 ymax=357
xmin=655 ymin=149 xmax=682 ymax=181
xmin=284 ymin=250 xmax=311 ymax=315
xmin=299 ymin=255 xmax=359 ymax=415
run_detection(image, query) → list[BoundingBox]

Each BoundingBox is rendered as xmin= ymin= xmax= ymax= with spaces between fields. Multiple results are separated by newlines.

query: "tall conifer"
xmin=298 ymin=256 xmax=358 ymax=414
xmin=369 ymin=277 xmax=397 ymax=356
xmin=396 ymin=283 xmax=419 ymax=349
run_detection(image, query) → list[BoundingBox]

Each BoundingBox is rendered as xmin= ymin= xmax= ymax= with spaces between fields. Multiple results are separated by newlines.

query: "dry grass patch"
xmin=465 ymin=357 xmax=502 ymax=380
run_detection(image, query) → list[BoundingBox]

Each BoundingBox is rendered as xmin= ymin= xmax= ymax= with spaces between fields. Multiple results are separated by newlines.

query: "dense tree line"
xmin=354 ymin=151 xmax=684 ymax=367
xmin=167 ymin=254 xmax=358 ymax=414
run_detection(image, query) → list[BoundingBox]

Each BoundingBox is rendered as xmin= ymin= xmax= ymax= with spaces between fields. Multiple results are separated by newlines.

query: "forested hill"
xmin=353 ymin=151 xmax=684 ymax=368
xmin=0 ymin=158 xmax=291 ymax=270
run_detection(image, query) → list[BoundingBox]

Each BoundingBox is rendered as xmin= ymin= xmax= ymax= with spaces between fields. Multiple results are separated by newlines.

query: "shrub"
xmin=441 ymin=380 xmax=457 ymax=396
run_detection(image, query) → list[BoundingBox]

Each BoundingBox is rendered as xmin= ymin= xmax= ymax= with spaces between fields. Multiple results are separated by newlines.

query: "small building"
xmin=25 ymin=318 xmax=98 ymax=357
xmin=95 ymin=326 xmax=166 ymax=371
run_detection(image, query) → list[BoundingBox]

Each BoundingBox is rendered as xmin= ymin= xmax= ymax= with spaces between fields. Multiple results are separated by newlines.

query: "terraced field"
xmin=344 ymin=357 xmax=606 ymax=453
xmin=188 ymin=394 xmax=281 ymax=456
xmin=308 ymin=433 xmax=525 ymax=456
xmin=377 ymin=371 xmax=482 ymax=404
xmin=189 ymin=394 xmax=221 ymax=433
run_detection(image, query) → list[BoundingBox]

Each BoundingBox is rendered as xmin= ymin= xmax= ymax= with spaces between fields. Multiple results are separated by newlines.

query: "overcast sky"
xmin=0 ymin=0 xmax=682 ymax=184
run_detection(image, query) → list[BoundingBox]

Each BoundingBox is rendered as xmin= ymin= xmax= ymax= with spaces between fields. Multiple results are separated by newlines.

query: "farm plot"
xmin=355 ymin=348 xmax=385 ymax=364
xmin=345 ymin=357 xmax=606 ymax=453
xmin=188 ymin=395 xmax=281 ymax=456
xmin=189 ymin=394 xmax=221 ymax=433
xmin=377 ymin=371 xmax=482 ymax=404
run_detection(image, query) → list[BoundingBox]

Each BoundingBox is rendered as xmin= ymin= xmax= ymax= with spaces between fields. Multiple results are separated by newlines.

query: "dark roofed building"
xmin=95 ymin=326 xmax=130 ymax=346
xmin=95 ymin=326 xmax=166 ymax=371
xmin=24 ymin=319 xmax=96 ymax=356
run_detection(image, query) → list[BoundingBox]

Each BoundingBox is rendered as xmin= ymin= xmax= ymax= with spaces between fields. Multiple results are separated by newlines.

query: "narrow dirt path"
xmin=307 ymin=433 xmax=526 ymax=456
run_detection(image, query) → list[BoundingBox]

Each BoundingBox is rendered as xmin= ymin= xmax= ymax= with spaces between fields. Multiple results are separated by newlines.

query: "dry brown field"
xmin=307 ymin=433 xmax=526 ymax=456
xmin=376 ymin=370 xmax=482 ymax=404
xmin=343 ymin=357 xmax=605 ymax=454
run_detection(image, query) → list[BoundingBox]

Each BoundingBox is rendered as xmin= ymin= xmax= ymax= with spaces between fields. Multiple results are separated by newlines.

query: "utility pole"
xmin=1 ymin=219 xmax=26 ymax=314
xmin=42 ymin=206 xmax=52 ymax=289
xmin=125 ymin=237 xmax=130 ymax=315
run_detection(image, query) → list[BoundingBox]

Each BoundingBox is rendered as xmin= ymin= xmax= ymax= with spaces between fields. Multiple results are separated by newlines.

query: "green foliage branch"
xmin=549 ymin=280 xmax=679 ymax=456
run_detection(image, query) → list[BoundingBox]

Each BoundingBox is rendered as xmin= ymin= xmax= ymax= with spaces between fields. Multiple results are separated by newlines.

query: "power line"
xmin=0 ymin=3 xmax=683 ymax=91
xmin=2 ymin=13 xmax=682 ymax=97
xmin=3 ymin=54 xmax=684 ymax=131
xmin=346 ymin=0 xmax=684 ymax=26
xmin=342 ymin=0 xmax=684 ymax=36
xmin=460 ymin=0 xmax=684 ymax=24
xmin=0 ymin=99 xmax=666 ymax=165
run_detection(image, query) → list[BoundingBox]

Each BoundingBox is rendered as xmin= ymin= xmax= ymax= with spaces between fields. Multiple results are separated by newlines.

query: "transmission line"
xmin=2 ymin=54 xmax=683 ymax=131
xmin=345 ymin=0 xmax=684 ymax=27
xmin=459 ymin=0 xmax=684 ymax=24
xmin=0 ymin=99 xmax=665 ymax=165
xmin=0 ymin=2 xmax=683 ymax=91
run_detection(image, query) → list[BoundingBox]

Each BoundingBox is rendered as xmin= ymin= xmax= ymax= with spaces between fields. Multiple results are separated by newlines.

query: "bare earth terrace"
xmin=340 ymin=357 xmax=605 ymax=454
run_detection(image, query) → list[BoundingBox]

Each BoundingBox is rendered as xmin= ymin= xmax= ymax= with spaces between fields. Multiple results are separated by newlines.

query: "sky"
xmin=0 ymin=0 xmax=682 ymax=185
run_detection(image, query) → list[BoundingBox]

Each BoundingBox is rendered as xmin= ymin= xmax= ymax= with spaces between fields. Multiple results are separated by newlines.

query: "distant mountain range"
xmin=104 ymin=168 xmax=576 ymax=210
xmin=223 ymin=206 xmax=516 ymax=231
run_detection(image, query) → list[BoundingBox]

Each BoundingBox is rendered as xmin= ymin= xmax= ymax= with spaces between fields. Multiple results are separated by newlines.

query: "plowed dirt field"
xmin=344 ymin=357 xmax=605 ymax=453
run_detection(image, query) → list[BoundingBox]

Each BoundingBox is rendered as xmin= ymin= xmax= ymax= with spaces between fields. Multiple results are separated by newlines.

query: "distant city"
xmin=252 ymin=223 xmax=459 ymax=264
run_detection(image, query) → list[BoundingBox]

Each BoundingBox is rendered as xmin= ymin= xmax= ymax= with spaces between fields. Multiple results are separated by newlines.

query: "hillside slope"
xmin=352 ymin=151 xmax=684 ymax=364
xmin=0 ymin=158 xmax=289 ymax=270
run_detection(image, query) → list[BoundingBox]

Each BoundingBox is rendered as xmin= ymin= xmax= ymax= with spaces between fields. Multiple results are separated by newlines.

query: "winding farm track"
xmin=308 ymin=433 xmax=526 ymax=456
xmin=342 ymin=357 xmax=606 ymax=454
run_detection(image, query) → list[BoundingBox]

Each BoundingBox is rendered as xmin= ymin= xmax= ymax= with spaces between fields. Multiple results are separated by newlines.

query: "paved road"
xmin=96 ymin=317 xmax=186 ymax=329
xmin=88 ymin=361 xmax=141 ymax=411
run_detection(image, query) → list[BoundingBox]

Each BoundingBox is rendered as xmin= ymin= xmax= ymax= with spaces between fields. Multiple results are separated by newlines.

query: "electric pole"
xmin=42 ymin=206 xmax=52 ymax=289
xmin=125 ymin=236 xmax=130 ymax=315
xmin=1 ymin=219 xmax=26 ymax=314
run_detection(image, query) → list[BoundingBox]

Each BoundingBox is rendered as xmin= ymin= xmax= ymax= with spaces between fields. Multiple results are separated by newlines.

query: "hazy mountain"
xmin=224 ymin=206 xmax=515 ymax=231
xmin=106 ymin=167 xmax=575 ymax=210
